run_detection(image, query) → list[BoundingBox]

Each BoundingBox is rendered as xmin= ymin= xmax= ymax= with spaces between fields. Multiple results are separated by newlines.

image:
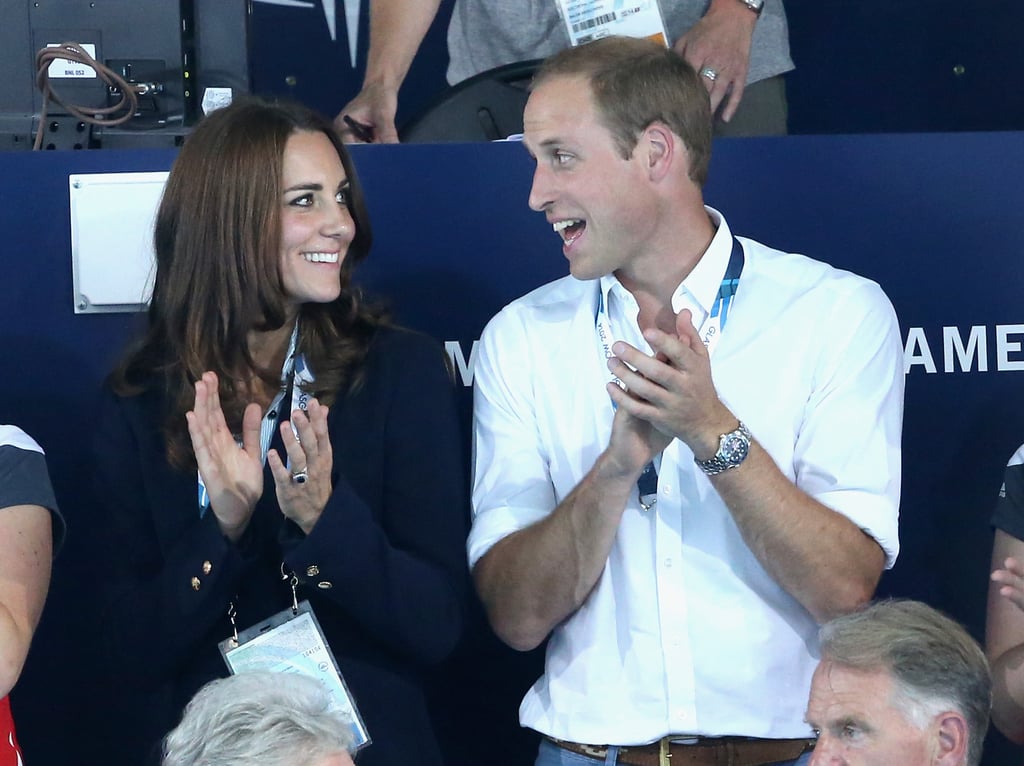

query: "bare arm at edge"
xmin=334 ymin=0 xmax=443 ymax=143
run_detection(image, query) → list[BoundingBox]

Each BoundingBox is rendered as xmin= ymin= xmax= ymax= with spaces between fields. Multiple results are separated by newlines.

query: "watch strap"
xmin=695 ymin=422 xmax=752 ymax=476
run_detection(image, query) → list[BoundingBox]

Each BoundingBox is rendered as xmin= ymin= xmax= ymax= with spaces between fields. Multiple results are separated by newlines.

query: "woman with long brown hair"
xmin=93 ymin=98 xmax=466 ymax=765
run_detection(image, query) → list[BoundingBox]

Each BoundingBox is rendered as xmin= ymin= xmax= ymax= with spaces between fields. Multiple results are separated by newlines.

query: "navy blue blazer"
xmin=92 ymin=326 xmax=469 ymax=765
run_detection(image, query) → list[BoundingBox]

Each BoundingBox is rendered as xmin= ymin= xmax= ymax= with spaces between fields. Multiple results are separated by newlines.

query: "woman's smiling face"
xmin=278 ymin=129 xmax=355 ymax=313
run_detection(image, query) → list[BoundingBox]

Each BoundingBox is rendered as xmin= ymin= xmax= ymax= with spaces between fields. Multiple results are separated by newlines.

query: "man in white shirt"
xmin=468 ymin=36 xmax=904 ymax=766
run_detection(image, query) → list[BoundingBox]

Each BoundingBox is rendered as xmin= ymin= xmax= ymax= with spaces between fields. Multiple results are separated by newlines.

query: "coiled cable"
xmin=33 ymin=42 xmax=139 ymax=150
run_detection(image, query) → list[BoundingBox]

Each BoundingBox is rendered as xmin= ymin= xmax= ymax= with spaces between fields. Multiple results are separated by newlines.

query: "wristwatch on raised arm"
xmin=738 ymin=0 xmax=765 ymax=15
xmin=694 ymin=422 xmax=753 ymax=476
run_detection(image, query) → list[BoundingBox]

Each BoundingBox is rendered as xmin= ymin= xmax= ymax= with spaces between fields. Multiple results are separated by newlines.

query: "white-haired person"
xmin=162 ymin=672 xmax=356 ymax=766
xmin=806 ymin=599 xmax=992 ymax=766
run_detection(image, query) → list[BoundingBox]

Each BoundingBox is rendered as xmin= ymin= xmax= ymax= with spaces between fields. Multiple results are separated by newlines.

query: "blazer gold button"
xmin=191 ymin=576 xmax=201 ymax=591
xmin=202 ymin=560 xmax=213 ymax=575
xmin=317 ymin=581 xmax=333 ymax=589
xmin=306 ymin=565 xmax=320 ymax=577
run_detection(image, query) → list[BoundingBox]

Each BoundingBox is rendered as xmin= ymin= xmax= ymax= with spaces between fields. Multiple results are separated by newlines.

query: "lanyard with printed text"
xmin=596 ymin=238 xmax=745 ymax=509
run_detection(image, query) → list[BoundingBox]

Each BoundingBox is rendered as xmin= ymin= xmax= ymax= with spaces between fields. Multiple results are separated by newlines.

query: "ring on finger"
xmin=291 ymin=468 xmax=309 ymax=484
xmin=699 ymin=66 xmax=718 ymax=82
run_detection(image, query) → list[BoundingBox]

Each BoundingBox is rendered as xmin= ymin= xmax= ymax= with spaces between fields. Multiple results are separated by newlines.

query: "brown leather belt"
xmin=547 ymin=735 xmax=816 ymax=766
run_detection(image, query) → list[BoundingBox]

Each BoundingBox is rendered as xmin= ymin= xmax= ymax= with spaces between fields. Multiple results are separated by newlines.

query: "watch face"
xmin=721 ymin=434 xmax=749 ymax=465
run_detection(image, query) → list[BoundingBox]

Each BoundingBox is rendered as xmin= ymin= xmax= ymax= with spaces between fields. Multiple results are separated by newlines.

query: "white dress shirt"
xmin=468 ymin=209 xmax=903 ymax=745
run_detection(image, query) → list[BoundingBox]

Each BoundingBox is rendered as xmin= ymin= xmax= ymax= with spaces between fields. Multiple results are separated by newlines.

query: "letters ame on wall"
xmin=904 ymin=325 xmax=1024 ymax=374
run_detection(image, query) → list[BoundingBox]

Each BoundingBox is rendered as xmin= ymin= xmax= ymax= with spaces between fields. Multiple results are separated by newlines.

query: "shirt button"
xmin=191 ymin=576 xmax=201 ymax=591
xmin=202 ymin=560 xmax=213 ymax=575
xmin=662 ymin=485 xmax=672 ymax=495
xmin=317 ymin=581 xmax=333 ymax=590
xmin=306 ymin=565 xmax=320 ymax=577
xmin=664 ymin=558 xmax=673 ymax=568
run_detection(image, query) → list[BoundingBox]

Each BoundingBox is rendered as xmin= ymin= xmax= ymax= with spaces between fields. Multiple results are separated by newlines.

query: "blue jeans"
xmin=535 ymin=738 xmax=813 ymax=766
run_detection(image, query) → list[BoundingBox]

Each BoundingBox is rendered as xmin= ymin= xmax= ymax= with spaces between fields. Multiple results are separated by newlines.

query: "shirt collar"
xmin=597 ymin=206 xmax=733 ymax=320
xmin=670 ymin=206 xmax=732 ymax=317
xmin=598 ymin=270 xmax=634 ymax=318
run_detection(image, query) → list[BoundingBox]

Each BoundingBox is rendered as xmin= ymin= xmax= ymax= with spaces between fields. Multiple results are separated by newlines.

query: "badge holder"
xmin=554 ymin=0 xmax=669 ymax=48
xmin=218 ymin=573 xmax=371 ymax=752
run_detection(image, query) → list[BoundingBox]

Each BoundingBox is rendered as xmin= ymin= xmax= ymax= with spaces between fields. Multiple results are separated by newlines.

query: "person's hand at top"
xmin=333 ymin=0 xmax=444 ymax=143
xmin=335 ymin=81 xmax=399 ymax=144
xmin=674 ymin=0 xmax=759 ymax=123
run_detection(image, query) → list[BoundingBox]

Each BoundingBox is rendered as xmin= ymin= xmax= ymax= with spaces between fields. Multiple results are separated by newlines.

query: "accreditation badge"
xmin=555 ymin=0 xmax=669 ymax=47
xmin=219 ymin=600 xmax=371 ymax=752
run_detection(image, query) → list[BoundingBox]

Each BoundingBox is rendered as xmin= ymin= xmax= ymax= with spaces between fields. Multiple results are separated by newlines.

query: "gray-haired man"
xmin=806 ymin=600 xmax=991 ymax=766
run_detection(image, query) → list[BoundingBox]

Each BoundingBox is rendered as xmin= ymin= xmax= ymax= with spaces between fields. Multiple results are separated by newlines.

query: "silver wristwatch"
xmin=739 ymin=0 xmax=765 ymax=15
xmin=694 ymin=422 xmax=753 ymax=476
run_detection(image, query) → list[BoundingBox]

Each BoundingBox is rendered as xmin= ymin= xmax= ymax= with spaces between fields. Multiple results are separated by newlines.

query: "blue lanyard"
xmin=598 ymin=238 xmax=745 ymax=509
xmin=704 ymin=237 xmax=744 ymax=346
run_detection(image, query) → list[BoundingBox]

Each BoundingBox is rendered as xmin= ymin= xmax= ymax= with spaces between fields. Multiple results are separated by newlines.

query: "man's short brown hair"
xmin=533 ymin=36 xmax=712 ymax=186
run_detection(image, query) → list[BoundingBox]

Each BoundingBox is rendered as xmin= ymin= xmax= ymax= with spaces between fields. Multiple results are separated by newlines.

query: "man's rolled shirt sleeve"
xmin=785 ymin=279 xmax=903 ymax=567
xmin=469 ymin=305 xmax=556 ymax=568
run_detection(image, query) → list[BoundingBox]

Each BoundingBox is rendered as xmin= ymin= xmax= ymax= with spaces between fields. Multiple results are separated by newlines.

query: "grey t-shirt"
xmin=446 ymin=0 xmax=793 ymax=85
xmin=0 ymin=425 xmax=64 ymax=551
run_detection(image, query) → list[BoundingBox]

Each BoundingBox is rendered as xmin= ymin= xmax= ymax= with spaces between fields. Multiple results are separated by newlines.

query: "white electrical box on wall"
xmin=69 ymin=171 xmax=168 ymax=313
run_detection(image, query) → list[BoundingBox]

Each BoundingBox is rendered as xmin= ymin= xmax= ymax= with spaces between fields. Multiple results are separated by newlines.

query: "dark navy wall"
xmin=786 ymin=0 xmax=1024 ymax=133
